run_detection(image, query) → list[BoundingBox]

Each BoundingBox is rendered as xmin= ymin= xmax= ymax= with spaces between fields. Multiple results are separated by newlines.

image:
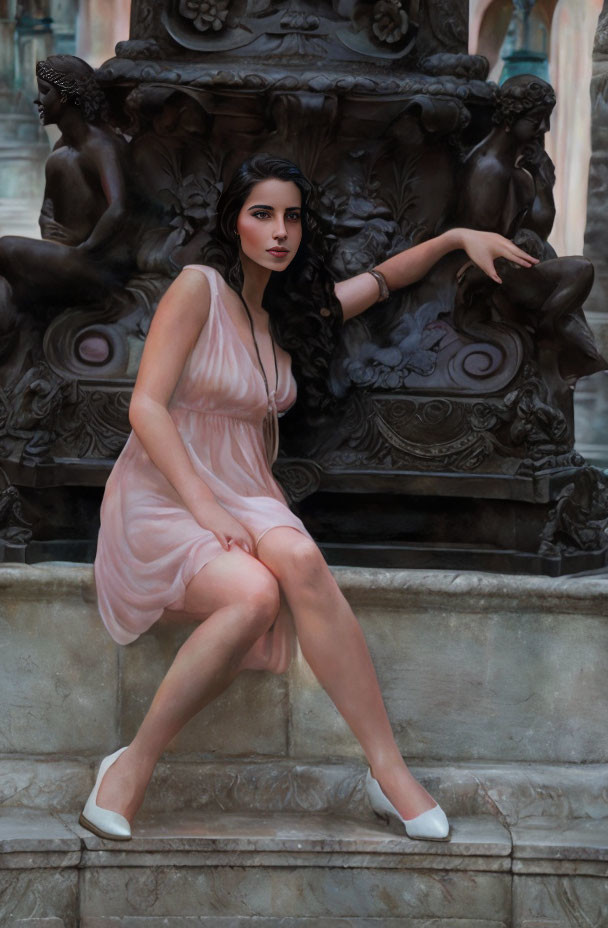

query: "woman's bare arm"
xmin=128 ymin=269 xmax=214 ymax=511
xmin=128 ymin=269 xmax=255 ymax=553
xmin=335 ymin=228 xmax=538 ymax=322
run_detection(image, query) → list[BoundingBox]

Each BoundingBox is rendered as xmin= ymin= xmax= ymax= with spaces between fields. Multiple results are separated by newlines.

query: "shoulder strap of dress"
xmin=182 ymin=264 xmax=217 ymax=280
xmin=181 ymin=265 xmax=221 ymax=330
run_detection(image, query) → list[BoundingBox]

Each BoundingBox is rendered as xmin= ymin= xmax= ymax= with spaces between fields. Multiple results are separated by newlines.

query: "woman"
xmin=82 ymin=154 xmax=537 ymax=842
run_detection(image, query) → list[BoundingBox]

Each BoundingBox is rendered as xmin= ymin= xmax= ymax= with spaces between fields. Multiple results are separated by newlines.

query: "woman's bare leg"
xmin=256 ymin=527 xmax=438 ymax=821
xmin=95 ymin=549 xmax=280 ymax=822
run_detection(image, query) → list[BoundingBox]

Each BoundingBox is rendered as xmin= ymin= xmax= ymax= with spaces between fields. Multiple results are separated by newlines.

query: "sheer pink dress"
xmin=94 ymin=264 xmax=312 ymax=668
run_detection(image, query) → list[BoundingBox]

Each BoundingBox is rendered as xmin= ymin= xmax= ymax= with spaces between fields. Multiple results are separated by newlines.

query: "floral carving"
xmin=178 ymin=0 xmax=230 ymax=33
xmin=0 ymin=475 xmax=32 ymax=548
xmin=539 ymin=466 xmax=608 ymax=556
xmin=371 ymin=0 xmax=409 ymax=45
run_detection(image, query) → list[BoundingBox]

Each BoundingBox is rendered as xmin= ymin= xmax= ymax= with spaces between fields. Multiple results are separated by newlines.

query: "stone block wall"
xmin=1 ymin=563 xmax=606 ymax=775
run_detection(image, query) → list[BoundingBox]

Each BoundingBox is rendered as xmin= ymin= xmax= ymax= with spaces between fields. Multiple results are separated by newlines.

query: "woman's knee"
xmin=263 ymin=534 xmax=328 ymax=589
xmin=183 ymin=549 xmax=279 ymax=619
xmin=242 ymin=568 xmax=281 ymax=625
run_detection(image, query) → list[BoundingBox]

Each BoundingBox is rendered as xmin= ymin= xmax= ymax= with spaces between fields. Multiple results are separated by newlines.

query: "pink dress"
xmin=94 ymin=264 xmax=312 ymax=662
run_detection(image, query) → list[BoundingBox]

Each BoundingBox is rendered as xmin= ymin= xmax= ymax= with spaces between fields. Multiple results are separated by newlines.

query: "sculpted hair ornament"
xmin=35 ymin=56 xmax=110 ymax=123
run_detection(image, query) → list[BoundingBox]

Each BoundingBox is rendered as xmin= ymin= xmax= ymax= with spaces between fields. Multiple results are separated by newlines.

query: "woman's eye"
xmin=252 ymin=210 xmax=269 ymax=219
xmin=287 ymin=212 xmax=301 ymax=222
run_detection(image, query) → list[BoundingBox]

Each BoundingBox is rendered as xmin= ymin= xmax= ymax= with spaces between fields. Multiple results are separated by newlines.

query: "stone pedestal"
xmin=0 ymin=563 xmax=606 ymax=924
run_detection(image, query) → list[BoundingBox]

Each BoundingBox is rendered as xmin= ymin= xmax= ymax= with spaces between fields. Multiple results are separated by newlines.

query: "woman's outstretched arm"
xmin=335 ymin=228 xmax=539 ymax=322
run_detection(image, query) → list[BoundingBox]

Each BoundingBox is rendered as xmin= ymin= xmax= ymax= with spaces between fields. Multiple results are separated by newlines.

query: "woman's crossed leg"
xmin=95 ymin=527 xmax=437 ymax=825
xmin=255 ymin=526 xmax=438 ymax=822
xmin=95 ymin=547 xmax=280 ymax=821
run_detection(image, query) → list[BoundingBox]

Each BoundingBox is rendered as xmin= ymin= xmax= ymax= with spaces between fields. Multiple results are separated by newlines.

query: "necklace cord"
xmin=236 ymin=291 xmax=280 ymax=467
xmin=236 ymin=291 xmax=279 ymax=398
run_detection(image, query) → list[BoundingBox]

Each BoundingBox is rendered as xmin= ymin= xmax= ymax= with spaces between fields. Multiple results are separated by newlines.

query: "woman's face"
xmin=235 ymin=178 xmax=303 ymax=272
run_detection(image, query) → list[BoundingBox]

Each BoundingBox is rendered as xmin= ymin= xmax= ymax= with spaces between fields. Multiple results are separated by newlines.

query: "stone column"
xmin=76 ymin=0 xmax=130 ymax=68
xmin=0 ymin=1 xmax=17 ymax=86
xmin=13 ymin=5 xmax=54 ymax=99
xmin=50 ymin=0 xmax=77 ymax=55
xmin=579 ymin=0 xmax=608 ymax=469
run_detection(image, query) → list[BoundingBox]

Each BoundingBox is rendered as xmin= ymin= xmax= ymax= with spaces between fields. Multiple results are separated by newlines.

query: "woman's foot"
xmin=369 ymin=761 xmax=438 ymax=821
xmin=95 ymin=744 xmax=152 ymax=823
xmin=366 ymin=766 xmax=450 ymax=841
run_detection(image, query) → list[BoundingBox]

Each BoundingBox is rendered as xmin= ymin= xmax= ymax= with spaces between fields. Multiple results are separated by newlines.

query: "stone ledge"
xmin=2 ymin=562 xmax=608 ymax=614
xmin=77 ymin=920 xmax=507 ymax=927
xmin=2 ymin=809 xmax=608 ymax=877
xmin=71 ymin=811 xmax=511 ymax=871
xmin=511 ymin=816 xmax=608 ymax=876
xmin=2 ymin=759 xmax=607 ymax=825
xmin=0 ymin=809 xmax=81 ymax=871
xmin=0 ymin=809 xmax=510 ymax=872
xmin=3 ymin=811 xmax=606 ymax=926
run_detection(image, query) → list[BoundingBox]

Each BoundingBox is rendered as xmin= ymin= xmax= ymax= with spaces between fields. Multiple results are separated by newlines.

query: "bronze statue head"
xmin=35 ymin=54 xmax=109 ymax=124
xmin=493 ymin=74 xmax=556 ymax=141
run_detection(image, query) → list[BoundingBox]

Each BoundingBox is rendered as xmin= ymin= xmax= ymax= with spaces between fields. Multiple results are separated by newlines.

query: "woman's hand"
xmin=190 ymin=498 xmax=255 ymax=555
xmin=455 ymin=229 xmax=539 ymax=284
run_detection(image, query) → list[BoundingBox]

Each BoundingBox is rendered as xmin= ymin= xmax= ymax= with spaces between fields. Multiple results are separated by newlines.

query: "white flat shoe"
xmin=79 ymin=747 xmax=132 ymax=841
xmin=365 ymin=768 xmax=451 ymax=841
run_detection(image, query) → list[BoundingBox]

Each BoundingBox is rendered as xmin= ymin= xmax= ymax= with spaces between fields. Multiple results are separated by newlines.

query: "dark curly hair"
xmin=201 ymin=153 xmax=343 ymax=417
xmin=36 ymin=55 xmax=110 ymax=123
xmin=492 ymin=74 xmax=556 ymax=128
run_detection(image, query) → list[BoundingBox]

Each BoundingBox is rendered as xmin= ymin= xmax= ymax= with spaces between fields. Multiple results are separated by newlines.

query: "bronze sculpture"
xmin=458 ymin=74 xmax=556 ymax=238
xmin=0 ymin=55 xmax=133 ymax=375
xmin=0 ymin=1 xmax=605 ymax=574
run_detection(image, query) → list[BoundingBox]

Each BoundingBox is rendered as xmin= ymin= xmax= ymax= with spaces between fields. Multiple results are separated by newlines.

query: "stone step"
xmin=1 ymin=808 xmax=606 ymax=926
xmin=2 ymin=561 xmax=606 ymax=923
xmin=2 ymin=756 xmax=608 ymax=824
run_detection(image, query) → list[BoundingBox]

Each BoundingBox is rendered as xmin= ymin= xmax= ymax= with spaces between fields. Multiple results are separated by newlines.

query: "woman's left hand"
xmin=456 ymin=229 xmax=539 ymax=284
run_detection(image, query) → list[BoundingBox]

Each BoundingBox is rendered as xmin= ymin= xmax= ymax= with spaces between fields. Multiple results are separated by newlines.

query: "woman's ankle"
xmin=368 ymin=751 xmax=409 ymax=782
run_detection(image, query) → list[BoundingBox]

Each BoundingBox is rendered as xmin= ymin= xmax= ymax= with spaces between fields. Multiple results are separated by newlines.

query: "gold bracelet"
xmin=367 ymin=268 xmax=390 ymax=302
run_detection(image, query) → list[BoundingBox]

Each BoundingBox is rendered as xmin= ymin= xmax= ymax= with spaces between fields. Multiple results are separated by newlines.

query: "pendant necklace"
xmin=236 ymin=291 xmax=280 ymax=467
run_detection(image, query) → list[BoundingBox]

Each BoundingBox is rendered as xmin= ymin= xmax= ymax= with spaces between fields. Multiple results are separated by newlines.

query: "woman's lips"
xmin=267 ymin=249 xmax=289 ymax=256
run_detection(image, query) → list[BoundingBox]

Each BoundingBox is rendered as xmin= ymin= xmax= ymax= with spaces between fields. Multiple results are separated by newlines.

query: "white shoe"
xmin=365 ymin=768 xmax=450 ymax=841
xmin=79 ymin=747 xmax=132 ymax=841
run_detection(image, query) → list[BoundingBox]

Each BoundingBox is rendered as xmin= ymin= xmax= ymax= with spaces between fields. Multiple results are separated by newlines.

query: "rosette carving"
xmin=178 ymin=0 xmax=231 ymax=33
xmin=371 ymin=0 xmax=409 ymax=45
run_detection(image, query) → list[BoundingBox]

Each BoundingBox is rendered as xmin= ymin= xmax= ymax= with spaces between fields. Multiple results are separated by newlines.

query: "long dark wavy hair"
xmin=201 ymin=153 xmax=343 ymax=418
